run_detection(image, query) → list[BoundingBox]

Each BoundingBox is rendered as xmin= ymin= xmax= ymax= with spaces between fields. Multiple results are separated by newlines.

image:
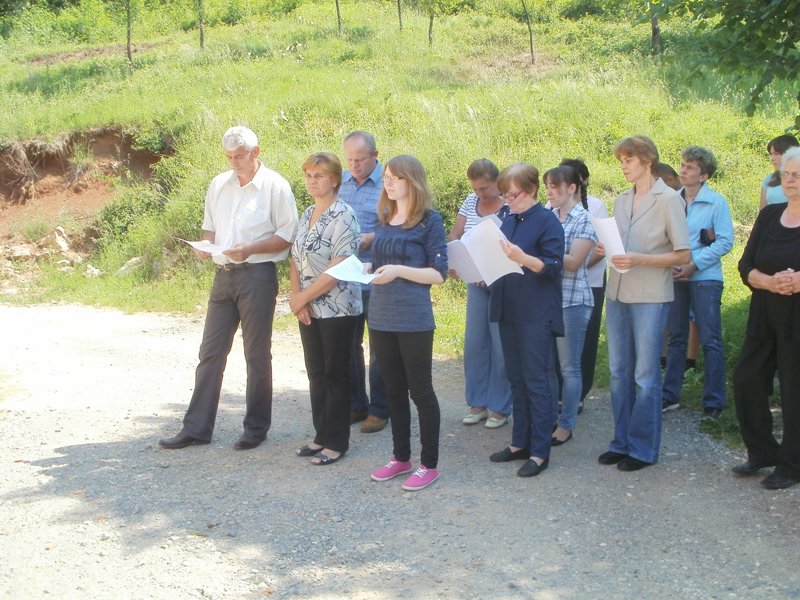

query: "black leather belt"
xmin=215 ymin=262 xmax=273 ymax=271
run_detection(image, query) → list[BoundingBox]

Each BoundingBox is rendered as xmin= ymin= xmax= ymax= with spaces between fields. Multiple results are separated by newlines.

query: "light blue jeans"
xmin=606 ymin=299 xmax=669 ymax=464
xmin=463 ymin=283 xmax=512 ymax=415
xmin=554 ymin=304 xmax=592 ymax=431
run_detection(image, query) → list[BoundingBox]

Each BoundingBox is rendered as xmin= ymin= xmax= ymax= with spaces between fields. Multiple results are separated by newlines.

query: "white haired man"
xmin=160 ymin=126 xmax=298 ymax=450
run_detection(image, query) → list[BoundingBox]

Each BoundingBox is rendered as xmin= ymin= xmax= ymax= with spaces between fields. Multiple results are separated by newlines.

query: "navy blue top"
xmin=489 ymin=203 xmax=565 ymax=335
xmin=368 ymin=210 xmax=448 ymax=332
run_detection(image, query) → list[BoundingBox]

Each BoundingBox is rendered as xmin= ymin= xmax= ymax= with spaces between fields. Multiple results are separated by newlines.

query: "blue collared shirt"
xmin=681 ymin=183 xmax=734 ymax=282
xmin=339 ymin=162 xmax=383 ymax=263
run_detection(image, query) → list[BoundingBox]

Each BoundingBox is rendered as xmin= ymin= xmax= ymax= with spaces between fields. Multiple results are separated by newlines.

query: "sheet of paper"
xmin=590 ymin=216 xmax=629 ymax=273
xmin=176 ymin=238 xmax=227 ymax=256
xmin=456 ymin=219 xmax=523 ymax=285
xmin=447 ymin=240 xmax=483 ymax=283
xmin=324 ymin=254 xmax=380 ymax=284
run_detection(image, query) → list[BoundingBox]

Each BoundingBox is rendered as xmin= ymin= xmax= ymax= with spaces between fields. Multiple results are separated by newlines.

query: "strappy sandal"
xmin=311 ymin=451 xmax=345 ymax=466
xmin=296 ymin=444 xmax=323 ymax=457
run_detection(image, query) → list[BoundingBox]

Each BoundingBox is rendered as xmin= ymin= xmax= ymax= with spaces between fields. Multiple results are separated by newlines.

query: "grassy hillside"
xmin=0 ymin=0 xmax=793 ymax=409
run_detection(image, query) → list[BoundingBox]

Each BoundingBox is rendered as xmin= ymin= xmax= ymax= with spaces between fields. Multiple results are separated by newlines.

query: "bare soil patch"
xmin=0 ymin=126 xmax=166 ymax=239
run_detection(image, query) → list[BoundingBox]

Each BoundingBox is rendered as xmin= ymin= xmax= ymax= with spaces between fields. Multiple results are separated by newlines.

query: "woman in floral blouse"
xmin=289 ymin=152 xmax=362 ymax=466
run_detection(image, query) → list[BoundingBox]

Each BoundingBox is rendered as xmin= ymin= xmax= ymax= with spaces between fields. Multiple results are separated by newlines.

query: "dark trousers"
xmin=581 ymin=279 xmax=606 ymax=401
xmin=181 ymin=263 xmax=277 ymax=442
xmin=350 ymin=290 xmax=388 ymax=418
xmin=299 ymin=316 xmax=358 ymax=453
xmin=370 ymin=329 xmax=440 ymax=468
xmin=500 ymin=319 xmax=555 ymax=460
xmin=734 ymin=333 xmax=800 ymax=477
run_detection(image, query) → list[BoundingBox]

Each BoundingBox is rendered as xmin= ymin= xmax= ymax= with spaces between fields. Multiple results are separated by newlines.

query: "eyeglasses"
xmin=500 ymin=190 xmax=524 ymax=201
xmin=383 ymin=174 xmax=403 ymax=184
xmin=782 ymin=170 xmax=800 ymax=180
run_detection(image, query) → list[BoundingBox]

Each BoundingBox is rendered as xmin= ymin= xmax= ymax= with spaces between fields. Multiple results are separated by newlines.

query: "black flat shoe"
xmin=551 ymin=431 xmax=573 ymax=447
xmin=234 ymin=435 xmax=264 ymax=450
xmin=732 ymin=458 xmax=776 ymax=475
xmin=158 ymin=434 xmax=210 ymax=449
xmin=296 ymin=444 xmax=324 ymax=457
xmin=518 ymin=458 xmax=549 ymax=477
xmin=597 ymin=450 xmax=627 ymax=465
xmin=760 ymin=470 xmax=800 ymax=490
xmin=490 ymin=447 xmax=530 ymax=462
xmin=617 ymin=456 xmax=652 ymax=472
xmin=311 ymin=451 xmax=345 ymax=466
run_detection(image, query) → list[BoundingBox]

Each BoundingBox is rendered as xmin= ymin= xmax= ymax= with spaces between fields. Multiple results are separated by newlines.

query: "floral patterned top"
xmin=292 ymin=199 xmax=363 ymax=319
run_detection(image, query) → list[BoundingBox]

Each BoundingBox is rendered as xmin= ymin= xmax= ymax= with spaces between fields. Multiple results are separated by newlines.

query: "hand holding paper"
xmin=324 ymin=254 xmax=381 ymax=284
xmin=590 ymin=217 xmax=629 ymax=273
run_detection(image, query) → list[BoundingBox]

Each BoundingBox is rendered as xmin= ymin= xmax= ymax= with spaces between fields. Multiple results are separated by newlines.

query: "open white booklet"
xmin=589 ymin=216 xmax=629 ymax=273
xmin=324 ymin=254 xmax=381 ymax=284
xmin=447 ymin=218 xmax=523 ymax=285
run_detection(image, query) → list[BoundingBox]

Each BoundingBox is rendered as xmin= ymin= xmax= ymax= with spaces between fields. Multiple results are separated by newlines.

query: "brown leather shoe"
xmin=360 ymin=415 xmax=388 ymax=433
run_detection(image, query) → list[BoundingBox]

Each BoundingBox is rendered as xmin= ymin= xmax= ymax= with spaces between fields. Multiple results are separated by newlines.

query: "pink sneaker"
xmin=371 ymin=456 xmax=414 ymax=482
xmin=401 ymin=466 xmax=440 ymax=491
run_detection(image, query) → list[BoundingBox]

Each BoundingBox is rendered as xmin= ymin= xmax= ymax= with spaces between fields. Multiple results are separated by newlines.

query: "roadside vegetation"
xmin=0 ymin=0 xmax=794 ymax=441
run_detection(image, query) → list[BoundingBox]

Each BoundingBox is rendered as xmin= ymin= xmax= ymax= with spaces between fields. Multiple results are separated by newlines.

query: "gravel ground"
xmin=1 ymin=304 xmax=798 ymax=600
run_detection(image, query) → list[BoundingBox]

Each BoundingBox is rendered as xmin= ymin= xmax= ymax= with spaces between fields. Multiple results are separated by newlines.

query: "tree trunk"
xmin=198 ymin=0 xmax=205 ymax=49
xmin=428 ymin=11 xmax=434 ymax=47
xmin=126 ymin=0 xmax=132 ymax=64
xmin=651 ymin=14 xmax=661 ymax=54
xmin=396 ymin=0 xmax=402 ymax=31
xmin=520 ymin=0 xmax=534 ymax=64
xmin=335 ymin=0 xmax=342 ymax=35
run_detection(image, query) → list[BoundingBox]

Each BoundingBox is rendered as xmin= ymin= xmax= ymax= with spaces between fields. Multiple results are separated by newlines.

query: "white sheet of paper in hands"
xmin=176 ymin=238 xmax=227 ymax=256
xmin=324 ymin=254 xmax=382 ymax=284
xmin=590 ymin=216 xmax=629 ymax=273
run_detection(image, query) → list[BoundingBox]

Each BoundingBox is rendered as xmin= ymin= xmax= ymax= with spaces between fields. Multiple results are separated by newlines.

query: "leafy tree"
xmin=650 ymin=0 xmax=800 ymax=130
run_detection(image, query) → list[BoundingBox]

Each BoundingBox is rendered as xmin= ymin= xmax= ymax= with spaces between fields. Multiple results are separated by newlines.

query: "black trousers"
xmin=733 ymin=332 xmax=800 ymax=477
xmin=299 ymin=316 xmax=358 ymax=453
xmin=581 ymin=279 xmax=606 ymax=401
xmin=181 ymin=263 xmax=277 ymax=442
xmin=370 ymin=329 xmax=440 ymax=468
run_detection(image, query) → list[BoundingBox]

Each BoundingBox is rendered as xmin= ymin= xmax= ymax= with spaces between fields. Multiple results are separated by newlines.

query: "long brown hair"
xmin=377 ymin=155 xmax=433 ymax=229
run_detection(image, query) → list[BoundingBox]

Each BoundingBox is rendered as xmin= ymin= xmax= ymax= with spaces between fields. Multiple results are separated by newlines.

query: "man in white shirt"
xmin=160 ymin=126 xmax=298 ymax=450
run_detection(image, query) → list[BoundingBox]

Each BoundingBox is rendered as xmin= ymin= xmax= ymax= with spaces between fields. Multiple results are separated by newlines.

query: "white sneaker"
xmin=462 ymin=409 xmax=488 ymax=425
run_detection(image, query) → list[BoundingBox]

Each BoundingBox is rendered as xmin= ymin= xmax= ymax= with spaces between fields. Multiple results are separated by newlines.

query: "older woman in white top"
xmin=449 ymin=159 xmax=513 ymax=429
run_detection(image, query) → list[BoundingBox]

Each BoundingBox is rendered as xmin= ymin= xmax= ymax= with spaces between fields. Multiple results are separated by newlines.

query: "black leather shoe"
xmin=158 ymin=434 xmax=210 ymax=449
xmin=617 ymin=456 xmax=652 ymax=472
xmin=518 ymin=458 xmax=549 ymax=477
xmin=760 ymin=470 xmax=800 ymax=490
xmin=597 ymin=450 xmax=627 ymax=465
xmin=234 ymin=435 xmax=264 ymax=450
xmin=732 ymin=458 xmax=776 ymax=475
xmin=490 ymin=447 xmax=530 ymax=462
xmin=551 ymin=431 xmax=573 ymax=447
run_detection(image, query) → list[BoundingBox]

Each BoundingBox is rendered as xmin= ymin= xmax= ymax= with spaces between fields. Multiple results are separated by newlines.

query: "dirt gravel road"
xmin=1 ymin=304 xmax=798 ymax=599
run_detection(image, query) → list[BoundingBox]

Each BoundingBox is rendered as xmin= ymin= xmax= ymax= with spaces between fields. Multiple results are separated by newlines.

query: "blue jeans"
xmin=499 ymin=319 xmax=555 ymax=460
xmin=464 ymin=284 xmax=513 ymax=415
xmin=554 ymin=304 xmax=592 ymax=431
xmin=349 ymin=289 xmax=389 ymax=419
xmin=606 ymin=299 xmax=669 ymax=464
xmin=663 ymin=280 xmax=726 ymax=410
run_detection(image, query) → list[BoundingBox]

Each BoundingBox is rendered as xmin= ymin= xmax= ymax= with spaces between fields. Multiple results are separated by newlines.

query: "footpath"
xmin=0 ymin=304 xmax=797 ymax=599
